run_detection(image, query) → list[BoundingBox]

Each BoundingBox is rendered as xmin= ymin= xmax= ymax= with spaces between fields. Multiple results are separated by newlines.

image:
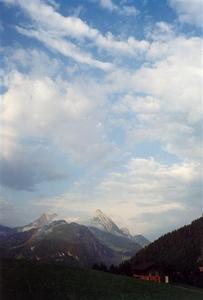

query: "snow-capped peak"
xmin=92 ymin=209 xmax=124 ymax=236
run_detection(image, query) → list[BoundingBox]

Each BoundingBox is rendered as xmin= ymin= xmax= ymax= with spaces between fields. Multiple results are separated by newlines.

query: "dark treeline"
xmin=95 ymin=217 xmax=203 ymax=288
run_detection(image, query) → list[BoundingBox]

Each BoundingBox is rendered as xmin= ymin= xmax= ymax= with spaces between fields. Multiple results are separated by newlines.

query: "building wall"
xmin=133 ymin=274 xmax=161 ymax=283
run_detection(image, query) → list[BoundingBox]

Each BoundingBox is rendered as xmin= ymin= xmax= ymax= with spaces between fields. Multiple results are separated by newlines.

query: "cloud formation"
xmin=97 ymin=157 xmax=201 ymax=235
xmin=0 ymin=0 xmax=202 ymax=238
xmin=169 ymin=0 xmax=203 ymax=28
xmin=99 ymin=0 xmax=139 ymax=16
xmin=3 ymin=0 xmax=148 ymax=67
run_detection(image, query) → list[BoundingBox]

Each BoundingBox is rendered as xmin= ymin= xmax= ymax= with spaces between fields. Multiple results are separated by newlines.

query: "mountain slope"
xmin=90 ymin=209 xmax=150 ymax=248
xmin=0 ymin=211 xmax=150 ymax=268
xmin=91 ymin=209 xmax=124 ymax=236
xmin=133 ymin=235 xmax=150 ymax=247
xmin=89 ymin=226 xmax=141 ymax=261
xmin=0 ymin=225 xmax=16 ymax=237
xmin=0 ymin=221 xmax=118 ymax=267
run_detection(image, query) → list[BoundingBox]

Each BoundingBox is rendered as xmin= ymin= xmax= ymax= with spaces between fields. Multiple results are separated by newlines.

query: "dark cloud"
xmin=0 ymin=148 xmax=67 ymax=191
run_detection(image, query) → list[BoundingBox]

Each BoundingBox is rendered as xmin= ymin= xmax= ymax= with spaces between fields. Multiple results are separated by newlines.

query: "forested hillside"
xmin=119 ymin=217 xmax=203 ymax=287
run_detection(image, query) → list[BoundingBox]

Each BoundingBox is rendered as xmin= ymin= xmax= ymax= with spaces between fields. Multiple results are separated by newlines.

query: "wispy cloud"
xmin=99 ymin=0 xmax=139 ymax=16
xmin=16 ymin=27 xmax=113 ymax=70
xmin=3 ymin=0 xmax=147 ymax=66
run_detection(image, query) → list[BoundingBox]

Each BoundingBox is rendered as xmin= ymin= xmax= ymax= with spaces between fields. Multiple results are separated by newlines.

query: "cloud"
xmin=136 ymin=37 xmax=202 ymax=120
xmin=96 ymin=33 xmax=149 ymax=56
xmin=100 ymin=158 xmax=201 ymax=199
xmin=97 ymin=157 xmax=202 ymax=235
xmin=1 ymin=70 xmax=95 ymax=138
xmin=16 ymin=27 xmax=113 ymax=71
xmin=3 ymin=0 xmax=112 ymax=69
xmin=105 ymin=34 xmax=203 ymax=161
xmin=33 ymin=157 xmax=202 ymax=238
xmin=0 ymin=199 xmax=19 ymax=226
xmin=4 ymin=47 xmax=65 ymax=78
xmin=3 ymin=24 xmax=199 ymax=191
xmin=147 ymin=21 xmax=175 ymax=41
xmin=0 ymin=198 xmax=50 ymax=227
xmin=2 ymin=0 xmax=147 ymax=63
xmin=0 ymin=49 xmax=120 ymax=189
xmin=120 ymin=5 xmax=139 ymax=17
xmin=99 ymin=0 xmax=118 ymax=11
xmin=132 ymin=37 xmax=202 ymax=160
xmin=0 ymin=146 xmax=66 ymax=190
xmin=113 ymin=95 xmax=160 ymax=114
xmin=169 ymin=0 xmax=203 ymax=28
xmin=0 ymin=0 xmax=202 ymax=238
xmin=99 ymin=0 xmax=139 ymax=16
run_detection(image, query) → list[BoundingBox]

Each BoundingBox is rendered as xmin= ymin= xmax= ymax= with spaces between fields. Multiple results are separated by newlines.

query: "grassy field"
xmin=1 ymin=260 xmax=203 ymax=300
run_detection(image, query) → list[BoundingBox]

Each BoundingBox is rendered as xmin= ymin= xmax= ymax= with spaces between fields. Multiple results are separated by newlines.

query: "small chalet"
xmin=133 ymin=262 xmax=169 ymax=283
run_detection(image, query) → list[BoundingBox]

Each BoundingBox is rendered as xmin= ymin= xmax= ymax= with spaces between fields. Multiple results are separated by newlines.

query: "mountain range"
xmin=90 ymin=209 xmax=150 ymax=247
xmin=0 ymin=209 xmax=149 ymax=268
xmin=1 ymin=211 xmax=202 ymax=287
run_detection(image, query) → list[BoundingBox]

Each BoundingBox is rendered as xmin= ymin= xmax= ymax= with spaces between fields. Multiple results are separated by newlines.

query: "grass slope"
xmin=1 ymin=260 xmax=203 ymax=300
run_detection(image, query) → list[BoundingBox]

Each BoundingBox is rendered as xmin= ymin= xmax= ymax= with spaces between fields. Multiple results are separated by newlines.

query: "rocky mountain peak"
xmin=92 ymin=209 xmax=124 ymax=236
xmin=32 ymin=213 xmax=57 ymax=227
xmin=18 ymin=213 xmax=57 ymax=232
xmin=94 ymin=209 xmax=103 ymax=216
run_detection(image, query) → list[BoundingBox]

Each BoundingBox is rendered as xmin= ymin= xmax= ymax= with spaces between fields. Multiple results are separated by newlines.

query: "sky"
xmin=0 ymin=0 xmax=202 ymax=240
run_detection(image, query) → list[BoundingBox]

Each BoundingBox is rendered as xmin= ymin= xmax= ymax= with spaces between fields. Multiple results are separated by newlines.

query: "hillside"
xmin=2 ymin=259 xmax=203 ymax=300
xmin=127 ymin=216 xmax=203 ymax=286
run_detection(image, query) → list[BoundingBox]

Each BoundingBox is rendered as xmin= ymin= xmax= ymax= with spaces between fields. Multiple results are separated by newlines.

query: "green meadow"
xmin=2 ymin=260 xmax=203 ymax=300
